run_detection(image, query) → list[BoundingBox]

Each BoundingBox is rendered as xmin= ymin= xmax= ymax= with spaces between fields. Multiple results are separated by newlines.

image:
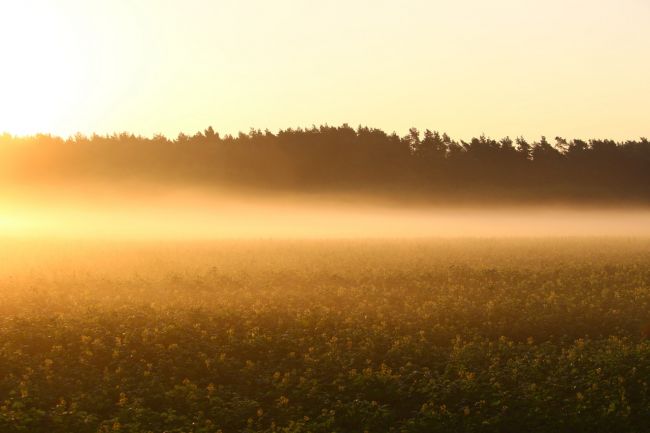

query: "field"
xmin=1 ymin=238 xmax=649 ymax=433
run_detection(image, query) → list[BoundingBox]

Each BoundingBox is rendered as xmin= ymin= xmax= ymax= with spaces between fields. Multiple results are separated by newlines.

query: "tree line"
xmin=1 ymin=125 xmax=648 ymax=203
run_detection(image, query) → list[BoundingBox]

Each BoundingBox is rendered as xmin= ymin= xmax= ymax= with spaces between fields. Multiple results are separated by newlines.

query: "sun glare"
xmin=0 ymin=1 xmax=80 ymax=136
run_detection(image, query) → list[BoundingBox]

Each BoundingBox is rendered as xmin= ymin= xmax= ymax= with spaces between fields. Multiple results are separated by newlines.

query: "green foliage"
xmin=0 ymin=239 xmax=649 ymax=432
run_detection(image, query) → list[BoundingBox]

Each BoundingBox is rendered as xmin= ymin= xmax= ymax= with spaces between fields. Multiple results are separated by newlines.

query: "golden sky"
xmin=0 ymin=0 xmax=648 ymax=140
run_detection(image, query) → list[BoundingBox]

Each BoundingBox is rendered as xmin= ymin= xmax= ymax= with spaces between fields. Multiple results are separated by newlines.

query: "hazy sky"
xmin=0 ymin=0 xmax=648 ymax=140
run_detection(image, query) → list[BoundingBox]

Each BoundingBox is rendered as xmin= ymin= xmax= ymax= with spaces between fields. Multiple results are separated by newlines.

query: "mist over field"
xmin=1 ymin=130 xmax=649 ymax=433
xmin=2 ymin=0 xmax=650 ymax=430
xmin=1 ymin=184 xmax=649 ymax=240
xmin=2 ymin=127 xmax=648 ymax=242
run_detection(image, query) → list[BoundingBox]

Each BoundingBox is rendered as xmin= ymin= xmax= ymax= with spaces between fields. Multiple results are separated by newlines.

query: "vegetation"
xmin=1 ymin=239 xmax=649 ymax=432
xmin=1 ymin=126 xmax=649 ymax=203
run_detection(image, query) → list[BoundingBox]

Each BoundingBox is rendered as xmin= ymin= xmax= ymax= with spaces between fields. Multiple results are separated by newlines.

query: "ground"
xmin=0 ymin=239 xmax=649 ymax=432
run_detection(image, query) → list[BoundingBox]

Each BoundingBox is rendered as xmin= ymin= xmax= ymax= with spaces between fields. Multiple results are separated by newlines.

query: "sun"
xmin=0 ymin=1 xmax=81 ymax=136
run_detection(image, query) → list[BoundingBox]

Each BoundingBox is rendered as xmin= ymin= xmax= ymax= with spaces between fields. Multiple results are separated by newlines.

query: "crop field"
xmin=1 ymin=238 xmax=649 ymax=433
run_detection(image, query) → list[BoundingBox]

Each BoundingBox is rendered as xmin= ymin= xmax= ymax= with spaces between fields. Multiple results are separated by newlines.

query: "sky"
xmin=0 ymin=0 xmax=648 ymax=140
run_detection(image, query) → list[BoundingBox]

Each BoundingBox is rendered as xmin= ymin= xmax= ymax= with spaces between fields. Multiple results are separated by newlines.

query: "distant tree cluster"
xmin=1 ymin=125 xmax=648 ymax=203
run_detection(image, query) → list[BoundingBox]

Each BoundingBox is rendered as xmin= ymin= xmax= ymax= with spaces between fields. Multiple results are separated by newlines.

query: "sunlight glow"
xmin=0 ymin=0 xmax=648 ymax=139
xmin=0 ymin=2 xmax=81 ymax=135
xmin=0 ymin=188 xmax=649 ymax=240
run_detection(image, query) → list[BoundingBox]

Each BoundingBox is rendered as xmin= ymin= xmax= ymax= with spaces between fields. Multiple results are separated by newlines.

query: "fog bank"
xmin=0 ymin=185 xmax=648 ymax=239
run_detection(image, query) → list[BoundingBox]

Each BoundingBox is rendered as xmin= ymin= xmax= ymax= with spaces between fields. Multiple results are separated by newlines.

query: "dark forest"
xmin=2 ymin=125 xmax=648 ymax=203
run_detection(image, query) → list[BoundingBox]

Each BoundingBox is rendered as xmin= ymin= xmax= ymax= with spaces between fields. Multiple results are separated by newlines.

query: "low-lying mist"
xmin=1 ymin=183 xmax=649 ymax=239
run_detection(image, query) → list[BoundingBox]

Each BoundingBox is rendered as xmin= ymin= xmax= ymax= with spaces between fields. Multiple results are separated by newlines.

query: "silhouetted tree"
xmin=0 ymin=125 xmax=648 ymax=203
